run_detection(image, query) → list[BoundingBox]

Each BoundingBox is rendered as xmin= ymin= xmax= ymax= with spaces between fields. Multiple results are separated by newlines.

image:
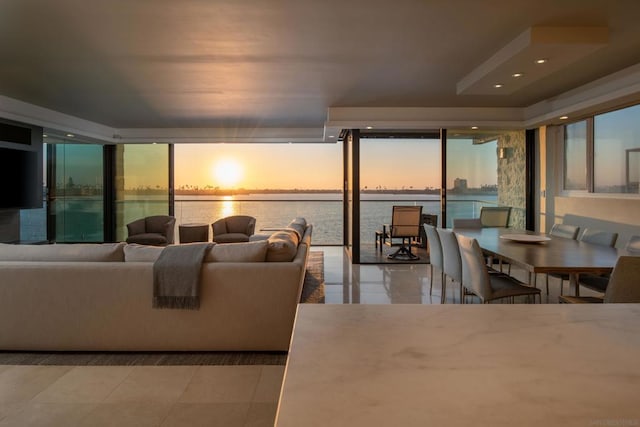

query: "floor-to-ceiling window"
xmin=173 ymin=142 xmax=343 ymax=245
xmin=446 ymin=130 xmax=526 ymax=228
xmin=48 ymin=141 xmax=104 ymax=242
xmin=114 ymin=144 xmax=171 ymax=242
xmin=358 ymin=134 xmax=441 ymax=261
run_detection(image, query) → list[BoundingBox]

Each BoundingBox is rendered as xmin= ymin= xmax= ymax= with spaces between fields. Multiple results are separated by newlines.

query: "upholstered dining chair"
xmin=423 ymin=224 xmax=443 ymax=298
xmin=436 ymin=228 xmax=464 ymax=304
xmin=456 ymin=233 xmax=541 ymax=304
xmin=548 ymin=227 xmax=617 ymax=296
xmin=544 ymin=223 xmax=581 ymax=294
xmin=386 ymin=205 xmax=423 ymax=260
xmin=479 ymin=206 xmax=511 ymax=228
xmin=211 ymin=215 xmax=256 ymax=243
xmin=577 ymin=234 xmax=640 ymax=295
xmin=560 ymin=256 xmax=640 ymax=303
xmin=126 ymin=215 xmax=176 ymax=246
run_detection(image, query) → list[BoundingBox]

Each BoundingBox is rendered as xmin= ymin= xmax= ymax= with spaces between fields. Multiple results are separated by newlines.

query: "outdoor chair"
xmin=211 ymin=215 xmax=256 ymax=243
xmin=479 ymin=206 xmax=511 ymax=227
xmin=386 ymin=206 xmax=423 ymax=260
xmin=560 ymin=256 xmax=640 ymax=303
xmin=126 ymin=215 xmax=176 ymax=246
xmin=456 ymin=233 xmax=541 ymax=304
xmin=452 ymin=218 xmax=482 ymax=229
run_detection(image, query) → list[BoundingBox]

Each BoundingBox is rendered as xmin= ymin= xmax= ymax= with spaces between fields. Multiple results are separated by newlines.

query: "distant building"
xmin=453 ymin=178 xmax=468 ymax=191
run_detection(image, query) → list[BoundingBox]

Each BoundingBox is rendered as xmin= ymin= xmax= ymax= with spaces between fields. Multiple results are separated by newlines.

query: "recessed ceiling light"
xmin=535 ymin=58 xmax=547 ymax=64
xmin=43 ymin=134 xmax=48 ymax=138
xmin=512 ymin=72 xmax=524 ymax=78
xmin=559 ymin=116 xmax=569 ymax=120
xmin=493 ymin=84 xmax=503 ymax=88
xmin=328 ymin=135 xmax=335 ymax=138
xmin=66 ymin=133 xmax=75 ymax=137
xmin=365 ymin=126 xmax=373 ymax=130
xmin=471 ymin=126 xmax=479 ymax=130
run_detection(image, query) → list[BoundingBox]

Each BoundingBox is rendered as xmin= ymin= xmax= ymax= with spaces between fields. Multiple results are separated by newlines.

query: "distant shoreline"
xmin=170 ymin=188 xmax=496 ymax=196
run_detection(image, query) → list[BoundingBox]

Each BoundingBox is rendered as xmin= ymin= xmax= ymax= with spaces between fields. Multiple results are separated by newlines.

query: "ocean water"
xmin=174 ymin=193 xmax=498 ymax=245
xmin=20 ymin=193 xmax=498 ymax=244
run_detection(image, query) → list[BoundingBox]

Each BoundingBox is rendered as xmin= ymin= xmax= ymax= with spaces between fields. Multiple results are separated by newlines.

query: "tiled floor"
xmin=0 ymin=246 xmax=601 ymax=426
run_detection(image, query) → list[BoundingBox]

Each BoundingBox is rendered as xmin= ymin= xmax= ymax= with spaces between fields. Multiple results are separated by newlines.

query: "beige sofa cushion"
xmin=124 ymin=244 xmax=165 ymax=262
xmin=0 ymin=243 xmax=126 ymax=262
xmin=266 ymin=230 xmax=300 ymax=262
xmin=205 ymin=240 xmax=268 ymax=262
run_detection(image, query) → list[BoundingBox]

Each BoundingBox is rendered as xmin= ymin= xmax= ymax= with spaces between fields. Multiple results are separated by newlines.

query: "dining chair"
xmin=452 ymin=218 xmax=482 ymax=229
xmin=436 ymin=228 xmax=464 ymax=304
xmin=560 ymin=256 xmax=640 ymax=303
xmin=387 ymin=205 xmax=423 ymax=260
xmin=456 ymin=234 xmax=541 ymax=304
xmin=578 ymin=234 xmax=640 ymax=294
xmin=479 ymin=206 xmax=511 ymax=228
xmin=548 ymin=227 xmax=617 ymax=296
xmin=544 ymin=223 xmax=580 ymax=294
xmin=423 ymin=224 xmax=443 ymax=298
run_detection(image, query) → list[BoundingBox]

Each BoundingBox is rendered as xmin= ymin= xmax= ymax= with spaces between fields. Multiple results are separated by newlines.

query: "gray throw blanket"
xmin=153 ymin=243 xmax=214 ymax=309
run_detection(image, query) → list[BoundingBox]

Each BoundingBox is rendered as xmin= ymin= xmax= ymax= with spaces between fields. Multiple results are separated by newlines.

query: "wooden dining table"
xmin=454 ymin=227 xmax=629 ymax=296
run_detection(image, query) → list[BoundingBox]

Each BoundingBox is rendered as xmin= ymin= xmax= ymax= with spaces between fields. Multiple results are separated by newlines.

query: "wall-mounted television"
xmin=0 ymin=147 xmax=42 ymax=209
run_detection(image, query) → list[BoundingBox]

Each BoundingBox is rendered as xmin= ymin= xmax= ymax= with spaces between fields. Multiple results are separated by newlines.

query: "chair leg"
xmin=545 ymin=274 xmax=549 ymax=295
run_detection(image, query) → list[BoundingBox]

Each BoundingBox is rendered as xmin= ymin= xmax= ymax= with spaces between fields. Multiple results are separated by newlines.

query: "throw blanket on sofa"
xmin=153 ymin=243 xmax=214 ymax=310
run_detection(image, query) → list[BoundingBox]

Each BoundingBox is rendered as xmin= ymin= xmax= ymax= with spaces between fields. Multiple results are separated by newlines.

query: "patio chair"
xmin=456 ymin=233 xmax=541 ymax=304
xmin=479 ymin=206 xmax=511 ymax=227
xmin=126 ymin=215 xmax=176 ymax=246
xmin=386 ymin=205 xmax=423 ymax=260
xmin=560 ymin=256 xmax=640 ymax=303
xmin=452 ymin=218 xmax=482 ymax=229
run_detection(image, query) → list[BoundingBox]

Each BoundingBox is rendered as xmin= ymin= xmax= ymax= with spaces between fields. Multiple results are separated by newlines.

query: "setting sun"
xmin=213 ymin=158 xmax=243 ymax=188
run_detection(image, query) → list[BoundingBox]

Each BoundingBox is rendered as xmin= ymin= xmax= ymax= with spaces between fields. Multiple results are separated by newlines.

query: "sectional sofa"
xmin=0 ymin=220 xmax=311 ymax=351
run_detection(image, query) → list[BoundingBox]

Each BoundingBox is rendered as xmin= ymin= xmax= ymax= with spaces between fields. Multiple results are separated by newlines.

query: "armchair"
xmin=212 ymin=215 xmax=256 ymax=243
xmin=126 ymin=215 xmax=176 ymax=246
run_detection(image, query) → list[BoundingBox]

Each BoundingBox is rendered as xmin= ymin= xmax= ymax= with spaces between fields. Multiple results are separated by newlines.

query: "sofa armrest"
xmin=164 ymin=217 xmax=176 ymax=244
xmin=247 ymin=218 xmax=256 ymax=236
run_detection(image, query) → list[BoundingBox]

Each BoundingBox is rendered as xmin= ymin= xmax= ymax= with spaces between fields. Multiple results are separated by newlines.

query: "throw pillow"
xmin=124 ymin=243 xmax=165 ymax=262
xmin=266 ymin=230 xmax=299 ymax=262
xmin=206 ymin=240 xmax=268 ymax=262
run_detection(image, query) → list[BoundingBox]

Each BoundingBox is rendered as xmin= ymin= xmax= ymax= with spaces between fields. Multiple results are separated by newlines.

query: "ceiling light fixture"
xmin=535 ymin=58 xmax=547 ymax=64
xmin=365 ymin=126 xmax=373 ymax=130
xmin=66 ymin=133 xmax=75 ymax=138
xmin=512 ymin=72 xmax=524 ymax=78
xmin=493 ymin=84 xmax=503 ymax=88
xmin=471 ymin=126 xmax=479 ymax=130
xmin=559 ymin=116 xmax=569 ymax=120
xmin=43 ymin=134 xmax=48 ymax=138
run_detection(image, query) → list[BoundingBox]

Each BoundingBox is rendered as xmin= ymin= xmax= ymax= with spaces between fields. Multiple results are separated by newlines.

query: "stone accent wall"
xmin=497 ymin=131 xmax=526 ymax=229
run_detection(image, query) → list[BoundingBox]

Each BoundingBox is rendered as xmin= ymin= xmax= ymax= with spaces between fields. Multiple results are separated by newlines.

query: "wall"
xmin=497 ymin=131 xmax=526 ymax=229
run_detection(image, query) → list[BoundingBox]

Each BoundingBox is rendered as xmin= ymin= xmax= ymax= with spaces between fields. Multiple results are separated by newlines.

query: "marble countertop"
xmin=276 ymin=304 xmax=640 ymax=427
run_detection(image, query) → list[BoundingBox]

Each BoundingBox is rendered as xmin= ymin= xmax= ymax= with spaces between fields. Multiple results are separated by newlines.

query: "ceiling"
xmin=1 ymin=0 xmax=640 ymax=141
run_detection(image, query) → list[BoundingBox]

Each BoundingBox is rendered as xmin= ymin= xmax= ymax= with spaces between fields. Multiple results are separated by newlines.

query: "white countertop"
xmin=276 ymin=304 xmax=640 ymax=427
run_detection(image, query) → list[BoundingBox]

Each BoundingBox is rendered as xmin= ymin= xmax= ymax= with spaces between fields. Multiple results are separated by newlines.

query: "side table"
xmin=179 ymin=223 xmax=209 ymax=244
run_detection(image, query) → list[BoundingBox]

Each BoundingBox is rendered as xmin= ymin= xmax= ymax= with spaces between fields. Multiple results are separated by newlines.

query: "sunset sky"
xmin=173 ymin=138 xmax=497 ymax=190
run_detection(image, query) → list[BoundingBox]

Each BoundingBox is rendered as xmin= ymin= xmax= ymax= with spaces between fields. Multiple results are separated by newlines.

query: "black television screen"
xmin=0 ymin=147 xmax=42 ymax=209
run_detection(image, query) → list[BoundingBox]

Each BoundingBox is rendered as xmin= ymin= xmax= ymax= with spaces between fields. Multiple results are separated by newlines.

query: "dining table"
xmin=454 ymin=227 xmax=629 ymax=296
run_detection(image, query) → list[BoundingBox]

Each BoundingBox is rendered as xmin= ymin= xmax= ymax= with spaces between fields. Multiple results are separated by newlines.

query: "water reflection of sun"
xmin=221 ymin=196 xmax=235 ymax=217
